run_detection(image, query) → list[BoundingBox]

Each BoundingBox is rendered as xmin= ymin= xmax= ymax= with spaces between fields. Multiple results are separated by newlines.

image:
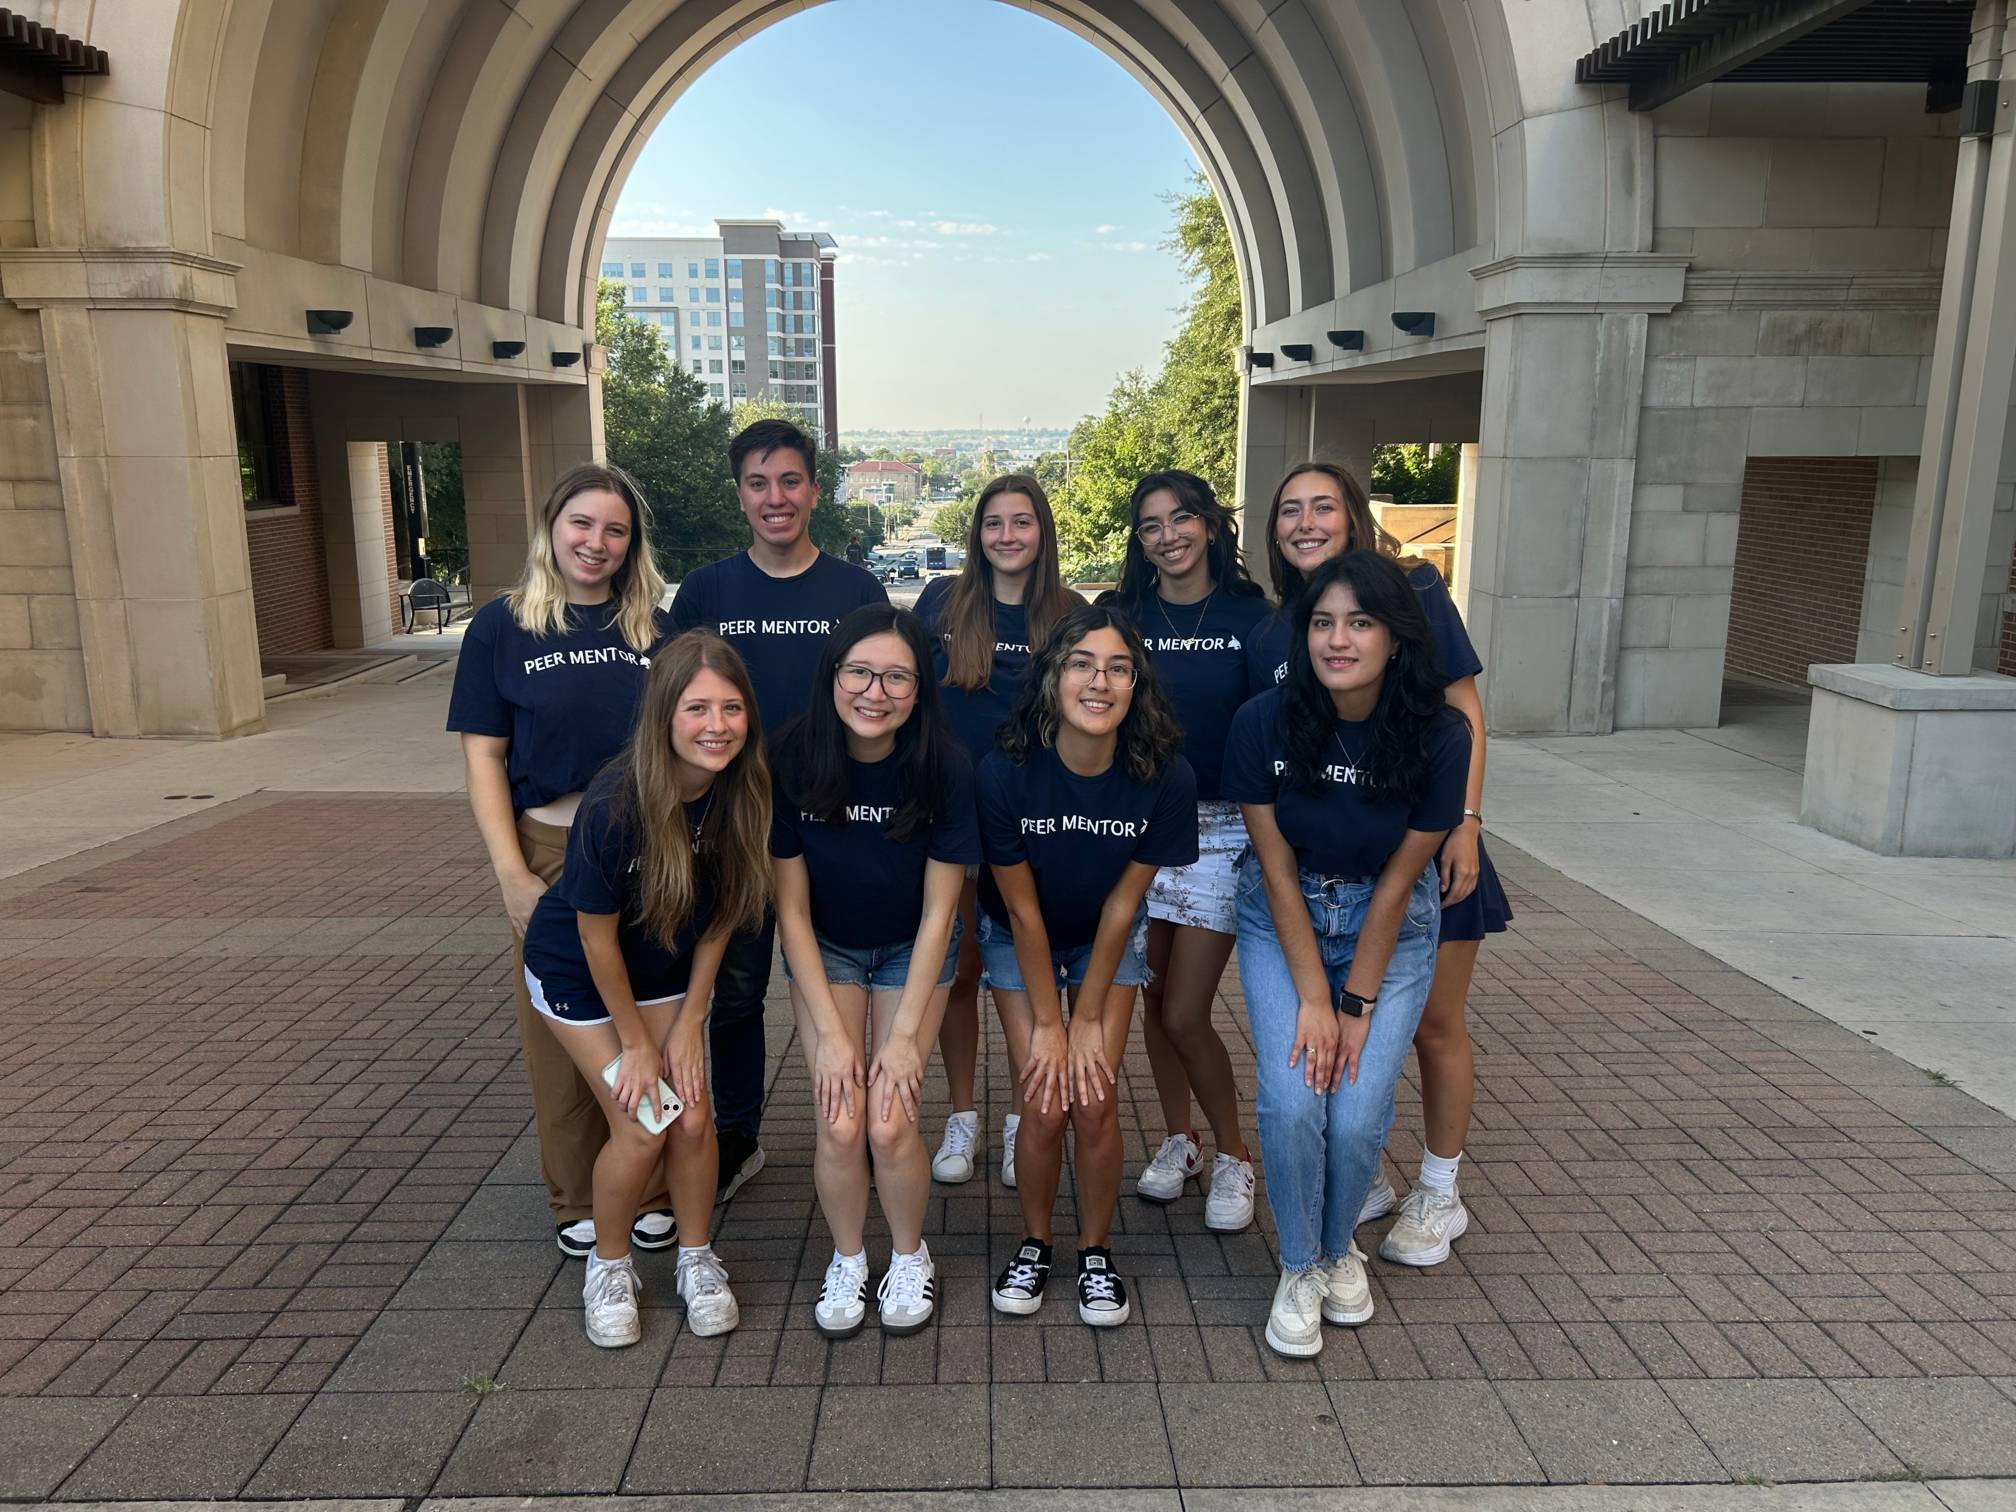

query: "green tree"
xmin=931 ymin=498 xmax=973 ymax=543
xmin=595 ymin=279 xmax=740 ymax=580
xmin=1370 ymin=443 xmax=1460 ymax=504
xmin=418 ymin=442 xmax=466 ymax=581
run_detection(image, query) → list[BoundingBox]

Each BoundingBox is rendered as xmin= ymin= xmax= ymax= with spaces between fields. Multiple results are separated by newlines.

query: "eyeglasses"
xmin=836 ymin=663 xmax=919 ymax=698
xmin=1136 ymin=508 xmax=1202 ymax=545
xmin=1061 ymin=655 xmax=1138 ymax=687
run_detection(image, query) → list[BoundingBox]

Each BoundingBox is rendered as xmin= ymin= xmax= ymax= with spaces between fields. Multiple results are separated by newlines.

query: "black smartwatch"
xmin=1334 ymin=987 xmax=1375 ymax=1019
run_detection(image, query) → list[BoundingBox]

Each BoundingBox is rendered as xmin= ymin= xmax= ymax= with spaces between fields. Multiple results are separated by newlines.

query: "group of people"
xmin=446 ymin=418 xmax=1508 ymax=1360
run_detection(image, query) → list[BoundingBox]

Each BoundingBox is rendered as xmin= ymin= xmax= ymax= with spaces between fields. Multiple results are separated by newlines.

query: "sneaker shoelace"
xmin=1285 ymin=1268 xmax=1327 ymax=1314
xmin=820 ymin=1255 xmax=867 ymax=1308
xmin=1145 ymin=1135 xmax=1195 ymax=1178
xmin=879 ymin=1252 xmax=930 ymax=1308
xmin=587 ymin=1261 xmax=638 ymax=1315
xmin=1396 ymin=1187 xmax=1451 ymax=1230
xmin=1212 ymin=1155 xmax=1253 ymax=1191
xmin=1080 ymin=1267 xmax=1121 ymax=1305
xmin=678 ymin=1249 xmax=730 ymax=1299
xmin=939 ymin=1118 xmax=976 ymax=1157
xmin=1000 ymin=1253 xmax=1045 ymax=1294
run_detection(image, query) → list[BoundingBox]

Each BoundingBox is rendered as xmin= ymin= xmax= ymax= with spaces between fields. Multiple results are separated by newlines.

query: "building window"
xmin=731 ymin=359 xmax=745 ymax=375
xmin=705 ymin=287 xmax=719 ymax=302
xmin=659 ymin=312 xmax=674 ymax=325
xmin=709 ymin=359 xmax=723 ymax=374
xmin=733 ymin=382 xmax=748 ymax=399
xmin=709 ymin=383 xmax=723 ymax=398
xmin=707 ymin=311 xmax=721 ymax=327
xmin=767 ymin=314 xmax=779 ymax=333
xmin=768 ymin=337 xmax=781 ymax=357
xmin=708 ymin=335 xmax=722 ymax=350
xmin=704 ymin=258 xmax=719 ymax=278
xmin=230 ymin=361 xmax=287 ymax=509
xmin=727 ymin=258 xmax=742 ymax=278
xmin=691 ymin=336 xmax=701 ymax=351
xmin=600 ymin=260 xmax=623 ymax=276
xmin=688 ymin=286 xmax=699 ymax=302
xmin=657 ymin=262 xmax=673 ymax=277
xmin=766 ymin=288 xmax=778 ymax=309
xmin=658 ymin=287 xmax=675 ymax=303
xmin=730 ymin=335 xmax=745 ymax=353
xmin=728 ymin=287 xmax=742 ymax=304
xmin=729 ymin=310 xmax=743 ymax=328
xmin=765 ymin=258 xmax=777 ymax=282
xmin=631 ymin=286 xmax=646 ymax=303
xmin=629 ymin=262 xmax=645 ymax=278
xmin=692 ymin=359 xmax=702 ymax=372
xmin=688 ymin=261 xmax=699 ymax=278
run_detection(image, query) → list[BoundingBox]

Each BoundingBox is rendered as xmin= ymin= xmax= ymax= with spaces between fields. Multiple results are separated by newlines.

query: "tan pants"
xmin=511 ymin=813 xmax=669 ymax=1223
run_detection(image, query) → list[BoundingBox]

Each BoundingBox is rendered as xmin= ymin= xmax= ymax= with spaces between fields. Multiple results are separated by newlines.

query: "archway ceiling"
xmin=208 ymin=0 xmax=1489 ymax=333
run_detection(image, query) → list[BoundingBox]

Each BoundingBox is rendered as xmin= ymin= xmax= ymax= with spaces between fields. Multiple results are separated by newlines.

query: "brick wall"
xmin=245 ymin=368 xmax=334 ymax=658
xmin=379 ymin=445 xmax=401 ymax=630
xmin=1725 ymin=457 xmax=1880 ymax=688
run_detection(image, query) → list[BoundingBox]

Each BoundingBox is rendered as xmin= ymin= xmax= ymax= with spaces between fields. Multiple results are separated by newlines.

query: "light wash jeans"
xmin=1234 ymin=852 xmax=1442 ymax=1271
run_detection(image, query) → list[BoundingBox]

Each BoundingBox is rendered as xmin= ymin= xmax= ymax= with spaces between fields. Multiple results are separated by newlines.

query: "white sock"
xmin=893 ymin=1240 xmax=929 ymax=1263
xmin=833 ymin=1247 xmax=867 ymax=1268
xmin=947 ymin=1109 xmax=977 ymax=1129
xmin=585 ymin=1251 xmax=630 ymax=1281
xmin=1003 ymin=1113 xmax=1021 ymax=1134
xmin=677 ymin=1243 xmax=714 ymax=1264
xmin=1418 ymin=1149 xmax=1462 ymax=1194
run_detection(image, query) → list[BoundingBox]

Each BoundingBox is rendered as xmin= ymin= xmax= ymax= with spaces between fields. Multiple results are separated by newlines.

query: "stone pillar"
xmin=1453 ymin=442 xmax=1480 ymax=602
xmin=1237 ymin=380 xmax=1312 ymax=594
xmin=1464 ymin=255 xmax=1688 ymax=732
xmin=1307 ymin=388 xmax=1375 ymax=490
xmin=324 ymin=441 xmax=396 ymax=647
xmin=0 ymin=252 xmax=265 ymax=737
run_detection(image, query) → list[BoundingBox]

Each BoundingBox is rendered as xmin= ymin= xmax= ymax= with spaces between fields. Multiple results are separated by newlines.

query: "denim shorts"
xmin=976 ymin=906 xmax=1150 ymax=993
xmin=782 ymin=916 xmax=963 ymax=991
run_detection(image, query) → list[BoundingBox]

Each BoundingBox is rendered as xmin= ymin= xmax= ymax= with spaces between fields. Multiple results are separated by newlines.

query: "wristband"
xmin=1462 ymin=807 xmax=1483 ymax=824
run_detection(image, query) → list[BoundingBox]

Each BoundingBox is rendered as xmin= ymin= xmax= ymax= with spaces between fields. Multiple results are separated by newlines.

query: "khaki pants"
xmin=512 ymin=813 xmax=669 ymax=1224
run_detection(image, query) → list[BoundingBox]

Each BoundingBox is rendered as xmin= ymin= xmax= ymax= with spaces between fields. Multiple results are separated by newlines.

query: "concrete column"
xmin=1307 ymin=388 xmax=1375 ymax=489
xmin=324 ymin=442 xmax=396 ymax=647
xmin=1237 ymin=380 xmax=1312 ymax=594
xmin=1453 ymin=442 xmax=1480 ymax=602
xmin=1899 ymin=0 xmax=2016 ymax=675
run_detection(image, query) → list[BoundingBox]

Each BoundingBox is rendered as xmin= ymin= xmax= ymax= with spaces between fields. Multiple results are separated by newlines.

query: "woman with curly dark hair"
xmin=977 ymin=604 xmax=1198 ymax=1328
xmin=1221 ymin=552 xmax=1470 ymax=1359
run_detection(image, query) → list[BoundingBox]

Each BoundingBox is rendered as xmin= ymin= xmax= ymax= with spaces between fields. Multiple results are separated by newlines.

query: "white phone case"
xmin=601 ymin=1054 xmax=685 ymax=1135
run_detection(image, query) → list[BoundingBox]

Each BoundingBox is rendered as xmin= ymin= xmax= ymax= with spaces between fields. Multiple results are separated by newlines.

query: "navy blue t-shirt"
xmin=914 ymin=575 xmax=1034 ymax=762
xmin=1120 ymin=587 xmax=1272 ymax=799
xmin=771 ymin=746 xmax=982 ymax=949
xmin=446 ymin=598 xmax=668 ymax=812
xmin=668 ymin=551 xmax=887 ymax=729
xmin=1245 ymin=563 xmax=1482 ymax=696
xmin=1221 ymin=688 xmax=1469 ymax=878
xmin=521 ymin=772 xmax=714 ymax=1009
xmin=977 ymin=746 xmax=1199 ymax=950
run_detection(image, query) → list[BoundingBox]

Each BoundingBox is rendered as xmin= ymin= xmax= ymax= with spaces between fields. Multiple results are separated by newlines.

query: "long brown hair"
xmin=610 ymin=631 xmax=771 ymax=947
xmin=940 ymin=474 xmax=1082 ymax=689
xmin=1262 ymin=462 xmax=1398 ymax=604
xmin=506 ymin=462 xmax=666 ymax=652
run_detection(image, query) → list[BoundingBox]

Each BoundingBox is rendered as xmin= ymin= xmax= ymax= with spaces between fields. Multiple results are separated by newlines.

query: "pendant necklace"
xmin=1156 ymin=582 xmax=1214 ymax=644
xmin=1331 ymin=725 xmax=1368 ymax=786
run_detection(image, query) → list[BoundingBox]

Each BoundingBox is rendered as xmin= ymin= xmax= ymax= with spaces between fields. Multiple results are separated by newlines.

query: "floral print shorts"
xmin=1145 ymin=798 xmax=1246 ymax=936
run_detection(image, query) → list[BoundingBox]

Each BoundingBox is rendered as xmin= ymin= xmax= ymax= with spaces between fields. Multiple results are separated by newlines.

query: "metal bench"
xmin=402 ymin=578 xmax=462 ymax=633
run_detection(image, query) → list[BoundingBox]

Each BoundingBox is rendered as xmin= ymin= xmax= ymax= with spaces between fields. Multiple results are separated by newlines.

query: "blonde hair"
xmin=506 ymin=462 xmax=666 ymax=653
xmin=611 ymin=631 xmax=773 ymax=947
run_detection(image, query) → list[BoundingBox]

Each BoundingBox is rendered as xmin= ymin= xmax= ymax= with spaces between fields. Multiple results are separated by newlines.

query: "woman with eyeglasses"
xmin=771 ymin=605 xmax=980 ymax=1338
xmin=978 ymin=604 xmax=1197 ymax=1327
xmin=1223 ymin=551 xmax=1470 ymax=1357
xmin=1099 ymin=471 xmax=1271 ymax=1232
xmin=1248 ymin=462 xmax=1512 ymax=1271
xmin=915 ymin=475 xmax=1084 ymax=1192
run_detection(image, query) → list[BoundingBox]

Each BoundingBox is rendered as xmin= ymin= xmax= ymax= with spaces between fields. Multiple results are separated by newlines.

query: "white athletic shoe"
xmin=1136 ymin=1133 xmax=1203 ymax=1203
xmin=1203 ymin=1153 xmax=1256 ymax=1232
xmin=932 ymin=1111 xmax=980 ymax=1184
xmin=1357 ymin=1172 xmax=1398 ymax=1226
xmin=675 ymin=1247 xmax=740 ymax=1337
xmin=582 ymin=1256 xmax=641 ymax=1348
xmin=814 ymin=1251 xmax=870 ymax=1339
xmin=1264 ymin=1266 xmax=1328 ymax=1358
xmin=877 ymin=1244 xmax=937 ymax=1334
xmin=1322 ymin=1243 xmax=1375 ymax=1326
xmin=1001 ymin=1114 xmax=1020 ymax=1190
xmin=1378 ymin=1185 xmax=1470 ymax=1267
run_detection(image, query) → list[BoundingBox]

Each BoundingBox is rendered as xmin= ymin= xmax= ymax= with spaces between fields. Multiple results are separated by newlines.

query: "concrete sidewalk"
xmin=1486 ymin=681 xmax=2016 ymax=1120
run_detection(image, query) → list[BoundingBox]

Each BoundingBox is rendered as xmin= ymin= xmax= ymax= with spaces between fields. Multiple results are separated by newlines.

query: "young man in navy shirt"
xmin=669 ymin=419 xmax=887 ymax=1201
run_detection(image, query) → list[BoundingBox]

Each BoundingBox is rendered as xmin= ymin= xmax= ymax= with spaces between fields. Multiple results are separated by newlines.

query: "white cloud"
xmin=607 ymin=200 xmax=714 ymax=237
xmin=1094 ymin=223 xmax=1119 ymax=235
xmin=1100 ymin=240 xmax=1151 ymax=253
xmin=931 ymin=221 xmax=997 ymax=236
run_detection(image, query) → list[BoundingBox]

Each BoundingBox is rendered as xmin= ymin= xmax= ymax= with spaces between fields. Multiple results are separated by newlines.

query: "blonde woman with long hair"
xmin=913 ymin=474 xmax=1083 ymax=1190
xmin=520 ymin=632 xmax=773 ymax=1346
xmin=448 ymin=462 xmax=673 ymax=1261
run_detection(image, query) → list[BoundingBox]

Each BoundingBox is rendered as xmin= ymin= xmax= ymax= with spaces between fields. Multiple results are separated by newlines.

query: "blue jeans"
xmin=1234 ymin=854 xmax=1442 ymax=1271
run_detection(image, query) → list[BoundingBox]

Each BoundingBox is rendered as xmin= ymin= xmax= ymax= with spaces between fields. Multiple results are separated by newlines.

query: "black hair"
xmin=1279 ymin=551 xmax=1455 ymax=804
xmin=730 ymin=418 xmax=816 ymax=483
xmin=773 ymin=604 xmax=954 ymax=844
xmin=998 ymin=602 xmax=1183 ymax=785
xmin=1109 ymin=469 xmax=1265 ymax=611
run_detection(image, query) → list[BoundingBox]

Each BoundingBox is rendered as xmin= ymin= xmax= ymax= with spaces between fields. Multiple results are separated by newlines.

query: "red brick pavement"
xmin=1 ymin=794 xmax=2013 ymax=1495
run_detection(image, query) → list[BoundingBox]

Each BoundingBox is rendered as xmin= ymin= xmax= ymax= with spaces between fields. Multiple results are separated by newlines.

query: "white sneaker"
xmin=1379 ymin=1185 xmax=1470 ymax=1267
xmin=1203 ymin=1153 xmax=1256 ymax=1232
xmin=1322 ymin=1243 xmax=1374 ymax=1326
xmin=877 ymin=1244 xmax=937 ymax=1335
xmin=814 ymin=1251 xmax=869 ymax=1339
xmin=675 ymin=1247 xmax=740 ymax=1337
xmin=1001 ymin=1115 xmax=1020 ymax=1190
xmin=1264 ymin=1266 xmax=1328 ymax=1358
xmin=932 ymin=1111 xmax=980 ymax=1184
xmin=1136 ymin=1133 xmax=1203 ymax=1203
xmin=1357 ymin=1172 xmax=1397 ymax=1226
xmin=583 ymin=1256 xmax=641 ymax=1348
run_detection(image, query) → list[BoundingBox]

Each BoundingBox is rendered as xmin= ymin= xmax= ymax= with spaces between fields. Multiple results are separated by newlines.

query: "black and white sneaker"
xmin=556 ymin=1218 xmax=595 ymax=1259
xmin=631 ymin=1209 xmax=677 ymax=1251
xmin=1076 ymin=1247 xmax=1130 ymax=1327
xmin=715 ymin=1131 xmax=766 ymax=1206
xmin=991 ymin=1238 xmax=1052 ymax=1316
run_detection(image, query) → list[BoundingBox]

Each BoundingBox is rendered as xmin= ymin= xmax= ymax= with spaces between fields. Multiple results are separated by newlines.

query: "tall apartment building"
xmin=600 ymin=220 xmax=837 ymax=448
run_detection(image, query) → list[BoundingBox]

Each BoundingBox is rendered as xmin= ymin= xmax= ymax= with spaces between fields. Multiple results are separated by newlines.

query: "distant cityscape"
xmin=841 ymin=427 xmax=1072 ymax=466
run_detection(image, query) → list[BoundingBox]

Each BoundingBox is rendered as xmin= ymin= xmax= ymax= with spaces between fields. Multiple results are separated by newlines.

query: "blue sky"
xmin=610 ymin=0 xmax=1203 ymax=432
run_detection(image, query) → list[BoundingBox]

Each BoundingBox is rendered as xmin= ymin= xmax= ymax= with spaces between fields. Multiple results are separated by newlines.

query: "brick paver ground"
xmin=1 ymin=793 xmax=2014 ymax=1497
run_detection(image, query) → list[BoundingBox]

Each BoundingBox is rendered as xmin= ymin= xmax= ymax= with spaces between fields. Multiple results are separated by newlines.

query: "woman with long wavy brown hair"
xmin=913 ymin=474 xmax=1082 ymax=1192
xmin=520 ymin=631 xmax=772 ymax=1349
